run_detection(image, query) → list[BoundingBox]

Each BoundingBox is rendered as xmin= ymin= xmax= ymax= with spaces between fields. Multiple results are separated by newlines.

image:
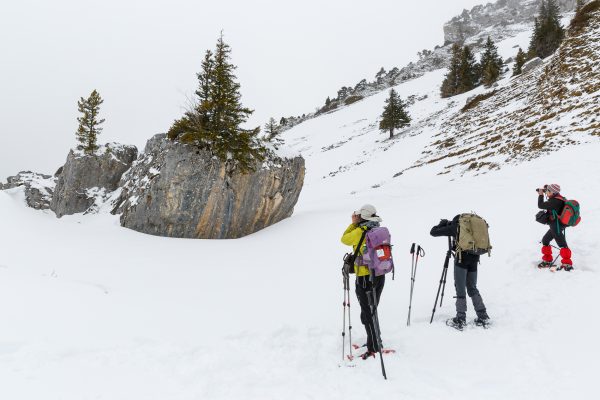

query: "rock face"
xmin=51 ymin=143 xmax=138 ymax=217
xmin=113 ymin=134 xmax=305 ymax=239
xmin=443 ymin=0 xmax=577 ymax=45
xmin=0 ymin=171 xmax=56 ymax=210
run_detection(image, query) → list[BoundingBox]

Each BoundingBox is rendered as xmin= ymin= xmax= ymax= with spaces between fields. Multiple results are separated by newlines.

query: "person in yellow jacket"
xmin=341 ymin=204 xmax=385 ymax=359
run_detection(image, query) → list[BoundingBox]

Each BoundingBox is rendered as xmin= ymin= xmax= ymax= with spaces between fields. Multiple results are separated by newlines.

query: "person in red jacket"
xmin=537 ymin=184 xmax=574 ymax=271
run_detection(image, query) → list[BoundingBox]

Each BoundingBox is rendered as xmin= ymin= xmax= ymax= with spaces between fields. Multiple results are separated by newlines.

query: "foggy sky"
xmin=0 ymin=0 xmax=485 ymax=178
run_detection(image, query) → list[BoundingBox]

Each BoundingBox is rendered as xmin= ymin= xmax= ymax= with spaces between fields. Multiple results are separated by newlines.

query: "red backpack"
xmin=554 ymin=195 xmax=581 ymax=227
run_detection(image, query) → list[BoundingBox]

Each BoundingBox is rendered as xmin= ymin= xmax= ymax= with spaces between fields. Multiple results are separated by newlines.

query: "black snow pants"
xmin=542 ymin=222 xmax=568 ymax=248
xmin=454 ymin=257 xmax=487 ymax=320
xmin=356 ymin=274 xmax=385 ymax=352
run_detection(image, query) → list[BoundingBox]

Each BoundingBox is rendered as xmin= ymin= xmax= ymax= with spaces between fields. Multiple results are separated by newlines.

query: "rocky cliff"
xmin=443 ymin=0 xmax=576 ymax=44
xmin=51 ymin=143 xmax=138 ymax=217
xmin=112 ymin=134 xmax=305 ymax=239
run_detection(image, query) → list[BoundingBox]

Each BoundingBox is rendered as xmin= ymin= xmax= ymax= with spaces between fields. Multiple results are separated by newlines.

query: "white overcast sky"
xmin=0 ymin=0 xmax=485 ymax=178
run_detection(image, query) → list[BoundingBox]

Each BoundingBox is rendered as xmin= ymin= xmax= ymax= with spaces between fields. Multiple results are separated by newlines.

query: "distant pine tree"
xmin=480 ymin=37 xmax=503 ymax=87
xmin=441 ymin=44 xmax=462 ymax=98
xmin=457 ymin=45 xmax=479 ymax=93
xmin=264 ymin=117 xmax=283 ymax=149
xmin=528 ymin=0 xmax=565 ymax=59
xmin=379 ymin=88 xmax=411 ymax=139
xmin=168 ymin=33 xmax=266 ymax=173
xmin=512 ymin=47 xmax=527 ymax=76
xmin=76 ymin=90 xmax=105 ymax=155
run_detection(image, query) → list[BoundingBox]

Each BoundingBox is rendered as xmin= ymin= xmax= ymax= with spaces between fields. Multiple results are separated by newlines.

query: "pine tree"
xmin=528 ymin=0 xmax=564 ymax=59
xmin=168 ymin=33 xmax=266 ymax=172
xmin=512 ymin=47 xmax=527 ymax=76
xmin=379 ymin=88 xmax=411 ymax=139
xmin=264 ymin=117 xmax=283 ymax=149
xmin=457 ymin=45 xmax=479 ymax=93
xmin=480 ymin=36 xmax=503 ymax=87
xmin=441 ymin=44 xmax=462 ymax=98
xmin=75 ymin=90 xmax=105 ymax=155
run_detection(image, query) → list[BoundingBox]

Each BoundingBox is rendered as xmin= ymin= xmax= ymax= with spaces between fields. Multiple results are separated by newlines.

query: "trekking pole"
xmin=367 ymin=271 xmax=387 ymax=380
xmin=430 ymin=237 xmax=452 ymax=324
xmin=345 ymin=270 xmax=353 ymax=360
xmin=407 ymin=244 xmax=425 ymax=326
xmin=407 ymin=243 xmax=416 ymax=326
xmin=341 ymin=268 xmax=348 ymax=361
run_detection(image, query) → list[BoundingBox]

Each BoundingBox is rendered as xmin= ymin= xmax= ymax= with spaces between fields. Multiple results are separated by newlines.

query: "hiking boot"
xmin=360 ymin=351 xmax=376 ymax=360
xmin=538 ymin=261 xmax=552 ymax=269
xmin=446 ymin=317 xmax=466 ymax=331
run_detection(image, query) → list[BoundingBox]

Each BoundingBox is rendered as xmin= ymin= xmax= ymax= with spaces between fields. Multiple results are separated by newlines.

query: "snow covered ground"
xmin=2 ymin=24 xmax=598 ymax=400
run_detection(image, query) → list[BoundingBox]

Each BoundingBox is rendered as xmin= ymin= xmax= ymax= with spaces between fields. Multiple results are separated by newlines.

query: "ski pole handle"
xmin=410 ymin=243 xmax=415 ymax=254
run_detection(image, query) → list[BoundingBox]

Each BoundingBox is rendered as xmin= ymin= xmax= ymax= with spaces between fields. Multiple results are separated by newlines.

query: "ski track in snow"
xmin=1 ymin=21 xmax=599 ymax=400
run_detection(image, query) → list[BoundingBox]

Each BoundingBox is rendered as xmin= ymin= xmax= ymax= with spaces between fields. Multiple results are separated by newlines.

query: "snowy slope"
xmin=2 ymin=9 xmax=600 ymax=400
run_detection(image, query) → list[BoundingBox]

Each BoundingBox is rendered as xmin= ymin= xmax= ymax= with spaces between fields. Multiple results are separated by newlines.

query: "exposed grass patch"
xmin=461 ymin=91 xmax=497 ymax=112
xmin=569 ymin=0 xmax=600 ymax=32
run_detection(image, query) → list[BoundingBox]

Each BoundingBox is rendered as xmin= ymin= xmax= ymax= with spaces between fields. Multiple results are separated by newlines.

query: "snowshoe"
xmin=560 ymin=264 xmax=574 ymax=272
xmin=474 ymin=317 xmax=491 ymax=329
xmin=446 ymin=317 xmax=466 ymax=331
xmin=360 ymin=351 xmax=376 ymax=360
xmin=538 ymin=261 xmax=552 ymax=269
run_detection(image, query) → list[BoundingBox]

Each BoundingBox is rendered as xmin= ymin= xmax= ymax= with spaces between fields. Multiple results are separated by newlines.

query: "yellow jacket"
xmin=341 ymin=224 xmax=370 ymax=277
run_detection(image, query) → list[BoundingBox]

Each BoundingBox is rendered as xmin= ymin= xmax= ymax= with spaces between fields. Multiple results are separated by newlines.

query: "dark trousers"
xmin=454 ymin=260 xmax=487 ymax=319
xmin=542 ymin=223 xmax=568 ymax=248
xmin=356 ymin=275 xmax=385 ymax=352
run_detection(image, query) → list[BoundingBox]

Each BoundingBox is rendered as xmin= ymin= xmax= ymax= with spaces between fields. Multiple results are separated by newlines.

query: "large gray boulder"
xmin=113 ymin=134 xmax=305 ymax=239
xmin=522 ymin=57 xmax=544 ymax=74
xmin=0 ymin=171 xmax=56 ymax=210
xmin=51 ymin=143 xmax=138 ymax=217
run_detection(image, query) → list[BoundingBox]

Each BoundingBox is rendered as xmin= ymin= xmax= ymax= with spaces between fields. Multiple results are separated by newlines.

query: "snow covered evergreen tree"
xmin=480 ymin=36 xmax=503 ymax=87
xmin=512 ymin=47 xmax=527 ymax=76
xmin=75 ymin=90 xmax=105 ymax=155
xmin=167 ymin=33 xmax=266 ymax=172
xmin=379 ymin=88 xmax=411 ymax=139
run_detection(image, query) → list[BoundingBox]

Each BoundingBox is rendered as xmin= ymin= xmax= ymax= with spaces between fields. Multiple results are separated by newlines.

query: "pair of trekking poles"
xmin=340 ymin=242 xmax=425 ymax=380
xmin=340 ymin=229 xmax=388 ymax=378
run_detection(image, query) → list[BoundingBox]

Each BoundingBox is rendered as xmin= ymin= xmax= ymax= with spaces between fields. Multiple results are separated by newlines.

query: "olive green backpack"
xmin=456 ymin=213 xmax=492 ymax=260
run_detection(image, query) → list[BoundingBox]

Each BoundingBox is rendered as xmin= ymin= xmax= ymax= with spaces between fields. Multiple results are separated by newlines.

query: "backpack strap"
xmin=351 ymin=228 xmax=368 ymax=264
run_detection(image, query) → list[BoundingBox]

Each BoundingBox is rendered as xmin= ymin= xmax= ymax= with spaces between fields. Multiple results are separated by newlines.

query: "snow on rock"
xmin=0 ymin=171 xmax=56 ymax=210
xmin=51 ymin=143 xmax=138 ymax=217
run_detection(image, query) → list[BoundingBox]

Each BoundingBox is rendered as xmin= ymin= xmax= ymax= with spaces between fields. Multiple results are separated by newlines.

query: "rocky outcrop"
xmin=51 ymin=143 xmax=138 ymax=217
xmin=444 ymin=0 xmax=576 ymax=45
xmin=113 ymin=134 xmax=305 ymax=239
xmin=0 ymin=171 xmax=56 ymax=210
